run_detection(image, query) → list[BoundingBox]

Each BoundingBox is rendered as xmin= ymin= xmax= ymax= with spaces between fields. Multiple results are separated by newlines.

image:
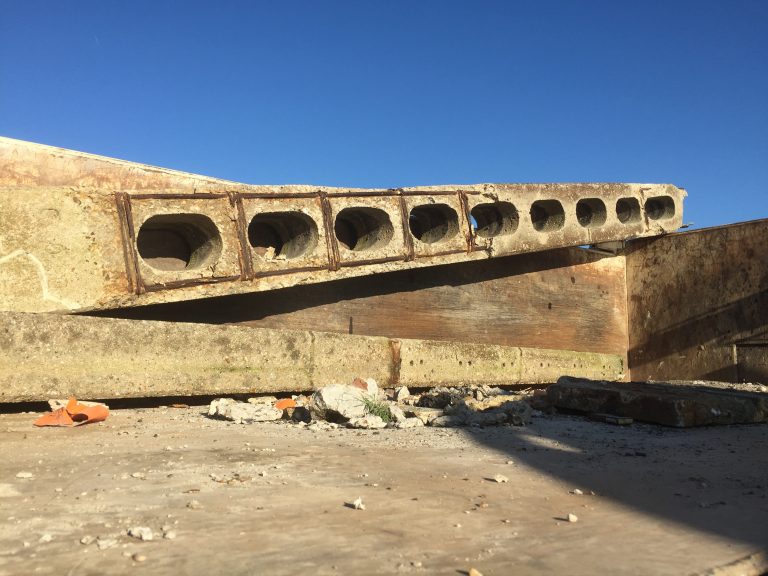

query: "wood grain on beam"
xmin=95 ymin=247 xmax=629 ymax=361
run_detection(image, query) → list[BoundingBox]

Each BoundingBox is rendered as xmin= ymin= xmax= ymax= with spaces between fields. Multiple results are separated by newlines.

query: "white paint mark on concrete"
xmin=0 ymin=249 xmax=80 ymax=310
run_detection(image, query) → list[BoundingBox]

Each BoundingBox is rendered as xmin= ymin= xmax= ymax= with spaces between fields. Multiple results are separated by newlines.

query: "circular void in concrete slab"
xmin=334 ymin=207 xmax=394 ymax=251
xmin=616 ymin=198 xmax=642 ymax=224
xmin=470 ymin=202 xmax=519 ymax=238
xmin=248 ymin=211 xmax=318 ymax=259
xmin=137 ymin=214 xmax=222 ymax=272
xmin=576 ymin=198 xmax=607 ymax=228
xmin=530 ymin=200 xmax=565 ymax=232
xmin=408 ymin=203 xmax=460 ymax=244
xmin=644 ymin=196 xmax=676 ymax=220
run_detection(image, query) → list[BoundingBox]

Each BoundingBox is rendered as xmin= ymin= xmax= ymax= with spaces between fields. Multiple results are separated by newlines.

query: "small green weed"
xmin=363 ymin=396 xmax=392 ymax=423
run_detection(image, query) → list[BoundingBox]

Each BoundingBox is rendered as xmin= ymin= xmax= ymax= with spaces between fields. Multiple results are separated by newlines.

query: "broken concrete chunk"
xmin=394 ymin=386 xmax=410 ymax=402
xmin=96 ymin=537 xmax=118 ymax=550
xmin=430 ymin=415 xmax=466 ymax=428
xmin=306 ymin=421 xmax=339 ymax=431
xmin=127 ymin=526 xmax=154 ymax=541
xmin=389 ymin=404 xmax=407 ymax=423
xmin=351 ymin=377 xmax=381 ymax=399
xmin=548 ymin=377 xmax=768 ymax=427
xmin=395 ymin=417 xmax=424 ymax=429
xmin=416 ymin=387 xmax=465 ymax=409
xmin=308 ymin=384 xmax=372 ymax=422
xmin=404 ymin=406 xmax=444 ymax=425
xmin=347 ymin=415 xmax=387 ymax=429
xmin=208 ymin=398 xmax=283 ymax=424
xmin=466 ymin=410 xmax=509 ymax=427
xmin=346 ymin=497 xmax=366 ymax=510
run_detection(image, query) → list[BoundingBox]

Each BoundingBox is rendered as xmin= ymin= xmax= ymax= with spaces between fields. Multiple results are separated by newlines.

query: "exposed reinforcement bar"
xmin=0 ymin=137 xmax=685 ymax=313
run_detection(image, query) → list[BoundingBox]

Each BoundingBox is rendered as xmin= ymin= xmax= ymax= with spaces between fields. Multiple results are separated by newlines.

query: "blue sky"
xmin=1 ymin=0 xmax=766 ymax=228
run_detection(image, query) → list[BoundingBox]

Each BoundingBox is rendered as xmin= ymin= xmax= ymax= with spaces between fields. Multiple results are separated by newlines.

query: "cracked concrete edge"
xmin=0 ymin=311 xmax=624 ymax=402
xmin=690 ymin=551 xmax=768 ymax=576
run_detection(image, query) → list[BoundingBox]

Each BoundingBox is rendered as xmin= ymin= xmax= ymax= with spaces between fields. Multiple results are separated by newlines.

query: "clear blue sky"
xmin=1 ymin=0 xmax=766 ymax=228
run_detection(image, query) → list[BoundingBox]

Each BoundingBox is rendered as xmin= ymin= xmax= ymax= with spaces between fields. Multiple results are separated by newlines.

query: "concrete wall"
xmin=626 ymin=219 xmax=768 ymax=383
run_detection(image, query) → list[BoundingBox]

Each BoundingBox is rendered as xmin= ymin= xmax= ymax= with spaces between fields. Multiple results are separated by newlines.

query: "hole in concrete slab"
xmin=409 ymin=204 xmax=459 ymax=244
xmin=471 ymin=202 xmax=519 ymax=238
xmin=576 ymin=198 xmax=607 ymax=228
xmin=644 ymin=196 xmax=676 ymax=220
xmin=248 ymin=211 xmax=318 ymax=259
xmin=530 ymin=200 xmax=565 ymax=232
xmin=137 ymin=214 xmax=222 ymax=271
xmin=334 ymin=207 xmax=394 ymax=251
xmin=616 ymin=198 xmax=641 ymax=224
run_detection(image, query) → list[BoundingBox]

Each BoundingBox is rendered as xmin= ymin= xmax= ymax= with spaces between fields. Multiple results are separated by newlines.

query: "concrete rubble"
xmin=207 ymin=379 xmax=536 ymax=430
xmin=206 ymin=376 xmax=768 ymax=431
xmin=208 ymin=398 xmax=283 ymax=424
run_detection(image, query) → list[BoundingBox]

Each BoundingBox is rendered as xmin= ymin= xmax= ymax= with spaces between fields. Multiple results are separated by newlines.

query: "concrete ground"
xmin=1 ymin=405 xmax=766 ymax=576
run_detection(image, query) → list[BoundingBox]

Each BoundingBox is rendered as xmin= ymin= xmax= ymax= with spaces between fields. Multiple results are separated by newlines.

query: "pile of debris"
xmin=208 ymin=378 xmax=533 ymax=429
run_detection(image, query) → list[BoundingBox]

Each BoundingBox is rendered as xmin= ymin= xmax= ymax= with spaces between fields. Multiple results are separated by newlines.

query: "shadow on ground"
xmin=462 ymin=414 xmax=768 ymax=551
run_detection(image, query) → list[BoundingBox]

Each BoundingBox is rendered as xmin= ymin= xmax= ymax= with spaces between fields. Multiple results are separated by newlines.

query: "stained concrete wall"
xmin=626 ymin=219 xmax=768 ymax=383
xmin=0 ymin=137 xmax=686 ymax=314
xmin=0 ymin=312 xmax=624 ymax=402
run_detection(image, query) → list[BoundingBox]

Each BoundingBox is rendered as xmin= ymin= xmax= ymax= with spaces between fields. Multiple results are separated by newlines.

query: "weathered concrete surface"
xmin=547 ymin=377 xmax=768 ymax=427
xmin=626 ymin=219 xmax=768 ymax=383
xmin=1 ymin=408 xmax=767 ymax=575
xmin=737 ymin=343 xmax=768 ymax=385
xmin=0 ymin=312 xmax=623 ymax=402
xmin=0 ymin=137 xmax=686 ymax=313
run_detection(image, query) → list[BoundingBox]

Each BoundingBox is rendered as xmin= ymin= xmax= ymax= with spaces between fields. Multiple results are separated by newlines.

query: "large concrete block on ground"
xmin=0 ymin=137 xmax=686 ymax=313
xmin=0 ymin=312 xmax=624 ymax=402
xmin=547 ymin=377 xmax=768 ymax=427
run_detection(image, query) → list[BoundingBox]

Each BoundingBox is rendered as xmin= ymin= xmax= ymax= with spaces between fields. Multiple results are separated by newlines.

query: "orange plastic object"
xmin=33 ymin=408 xmax=74 ymax=427
xmin=34 ymin=397 xmax=109 ymax=427
xmin=275 ymin=398 xmax=296 ymax=410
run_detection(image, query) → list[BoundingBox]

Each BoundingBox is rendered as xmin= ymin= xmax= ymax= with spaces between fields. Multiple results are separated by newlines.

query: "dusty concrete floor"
xmin=1 ymin=406 xmax=766 ymax=576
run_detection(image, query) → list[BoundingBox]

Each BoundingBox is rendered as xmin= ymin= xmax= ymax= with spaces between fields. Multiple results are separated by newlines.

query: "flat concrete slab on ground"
xmin=547 ymin=377 xmax=768 ymax=427
xmin=1 ymin=407 xmax=766 ymax=575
